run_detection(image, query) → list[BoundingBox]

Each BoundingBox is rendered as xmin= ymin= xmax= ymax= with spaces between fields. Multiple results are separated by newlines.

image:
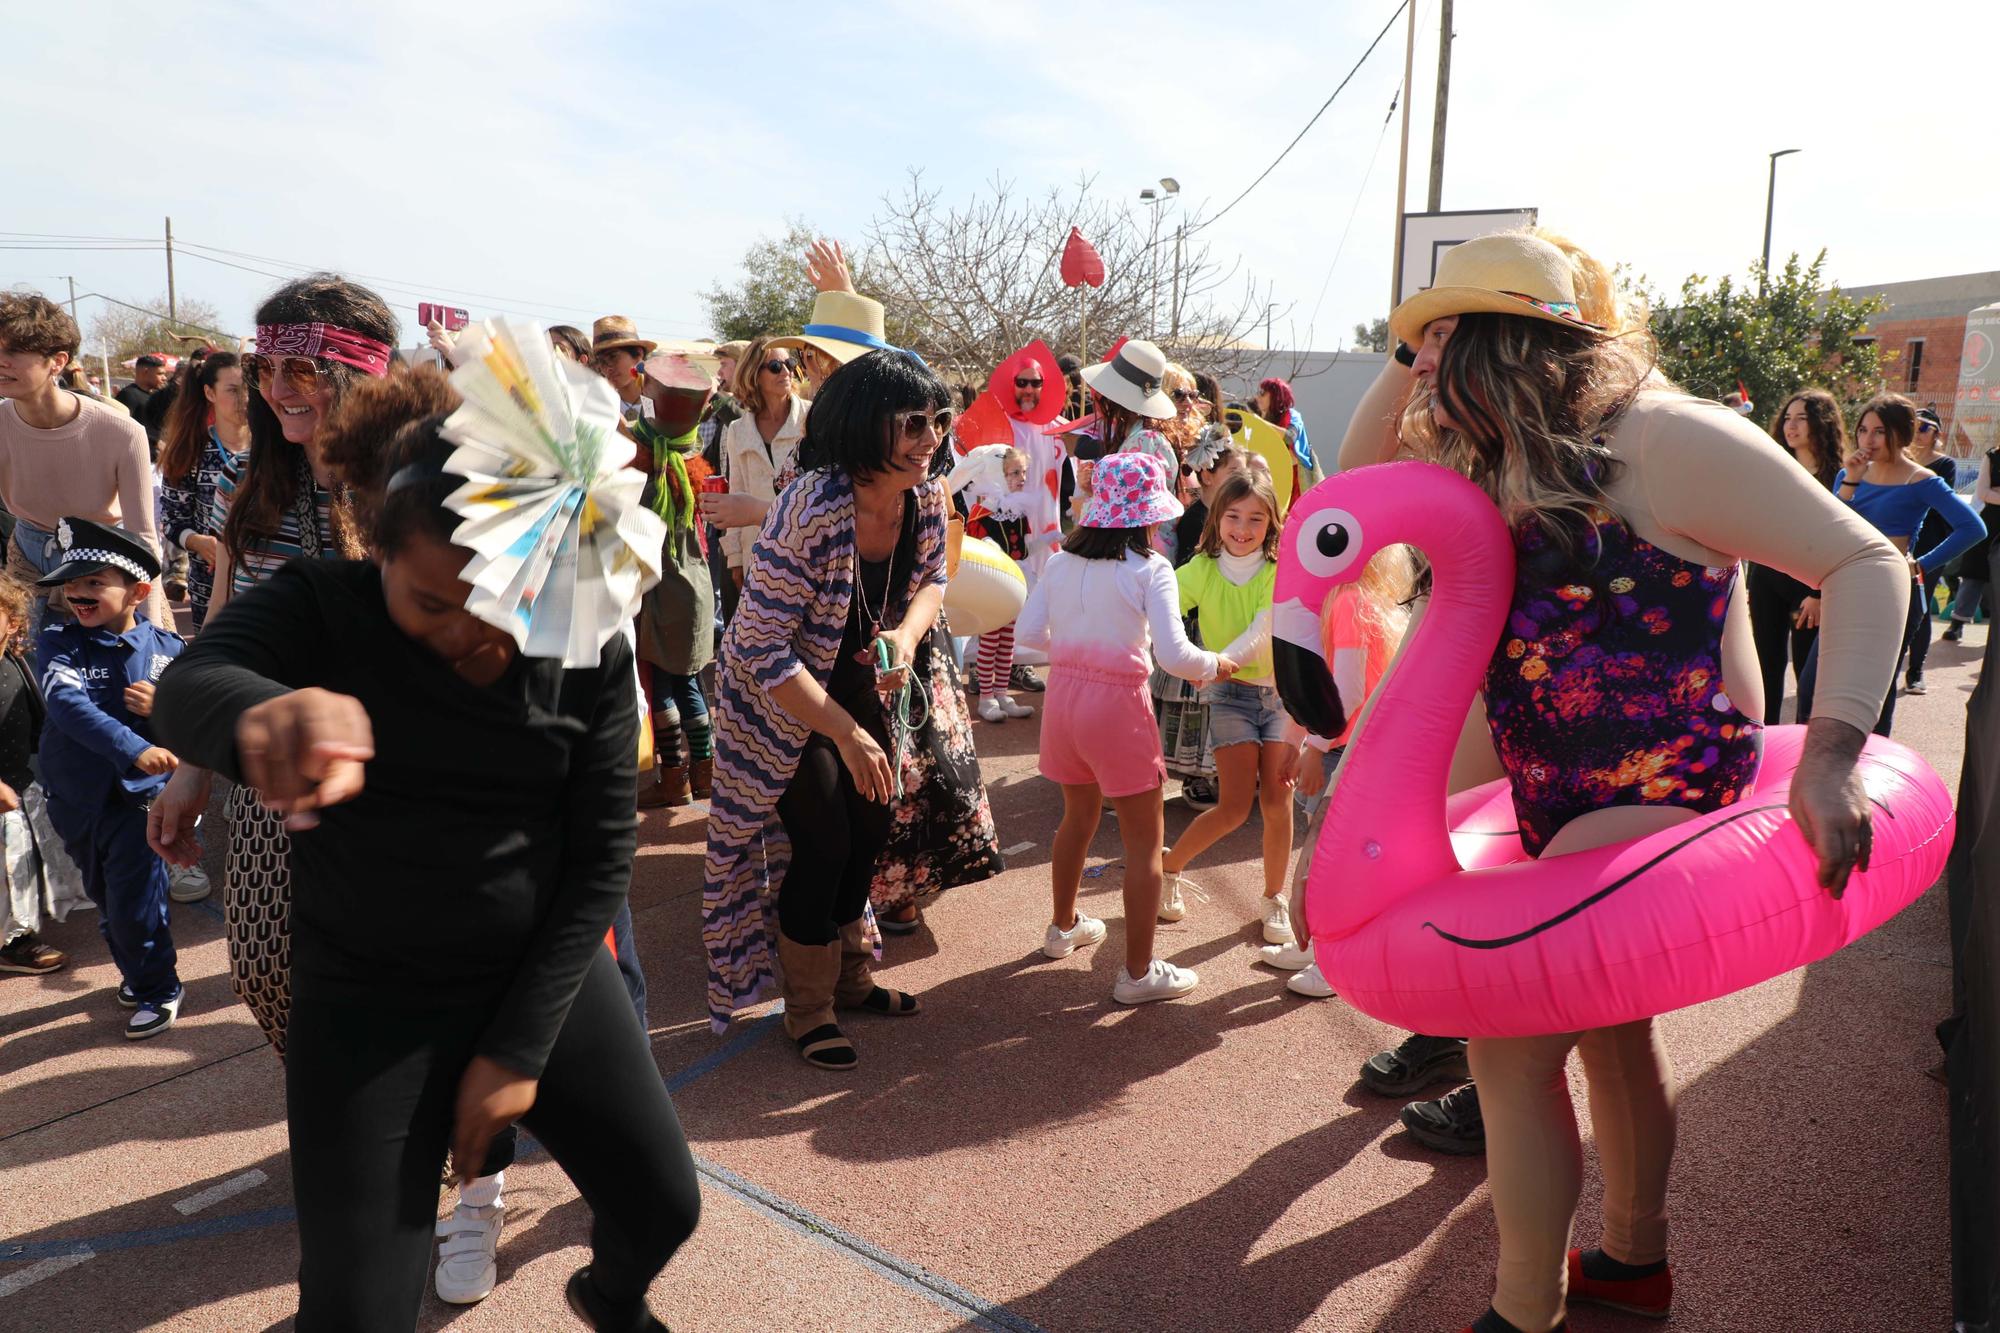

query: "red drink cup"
xmin=700 ymin=476 xmax=729 ymax=495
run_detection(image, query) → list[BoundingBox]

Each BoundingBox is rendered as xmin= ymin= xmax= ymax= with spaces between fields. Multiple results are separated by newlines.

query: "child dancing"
xmin=1157 ymin=472 xmax=1293 ymax=935
xmin=1016 ymin=453 xmax=1231 ymax=1004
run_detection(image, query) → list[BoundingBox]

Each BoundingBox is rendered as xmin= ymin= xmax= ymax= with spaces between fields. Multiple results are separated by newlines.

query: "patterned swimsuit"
xmin=1484 ymin=505 xmax=1763 ymax=857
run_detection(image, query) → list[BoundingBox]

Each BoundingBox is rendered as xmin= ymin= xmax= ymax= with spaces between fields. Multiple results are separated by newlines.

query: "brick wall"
xmin=1870 ymin=313 xmax=1970 ymax=443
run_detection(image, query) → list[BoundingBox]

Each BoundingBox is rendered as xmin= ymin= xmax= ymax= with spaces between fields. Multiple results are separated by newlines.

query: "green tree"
xmin=700 ymin=219 xmax=820 ymax=342
xmin=1351 ymin=317 xmax=1389 ymax=352
xmin=1647 ymin=251 xmax=1883 ymax=414
xmin=84 ymin=294 xmax=230 ymax=366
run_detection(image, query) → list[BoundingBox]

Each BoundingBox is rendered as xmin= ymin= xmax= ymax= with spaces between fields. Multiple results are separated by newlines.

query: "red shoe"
xmin=1567 ymin=1248 xmax=1672 ymax=1318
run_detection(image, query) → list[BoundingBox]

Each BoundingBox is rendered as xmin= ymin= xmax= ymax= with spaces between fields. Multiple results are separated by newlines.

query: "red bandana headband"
xmin=255 ymin=321 xmax=393 ymax=377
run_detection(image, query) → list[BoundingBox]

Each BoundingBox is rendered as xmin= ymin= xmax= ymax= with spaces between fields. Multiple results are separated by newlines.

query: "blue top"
xmin=37 ymin=616 xmax=184 ymax=809
xmin=1832 ymin=468 xmax=1987 ymax=575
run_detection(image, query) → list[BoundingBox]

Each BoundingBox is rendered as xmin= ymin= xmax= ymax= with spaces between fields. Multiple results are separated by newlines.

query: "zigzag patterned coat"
xmin=701 ymin=467 xmax=949 ymax=1029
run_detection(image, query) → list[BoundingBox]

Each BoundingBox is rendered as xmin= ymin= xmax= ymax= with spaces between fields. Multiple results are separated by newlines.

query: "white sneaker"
xmin=998 ymin=694 xmax=1034 ymax=719
xmin=1261 ymin=894 xmax=1295 ymax=945
xmin=1159 ymin=873 xmax=1193 ymax=923
xmin=1286 ymin=962 xmax=1336 ymax=998
xmin=978 ymin=696 xmax=1008 ymax=723
xmin=1042 ymin=911 xmax=1107 ymax=959
xmin=168 ymin=864 xmax=211 ymax=903
xmin=1256 ymin=943 xmax=1314 ymax=971
xmin=434 ymin=1197 xmax=504 ymax=1305
xmin=1113 ymin=959 xmax=1199 ymax=1004
xmin=125 ymin=987 xmax=182 ymax=1040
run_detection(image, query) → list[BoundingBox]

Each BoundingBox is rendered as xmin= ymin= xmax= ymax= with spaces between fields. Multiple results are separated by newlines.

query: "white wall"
xmin=1220 ymin=350 xmax=1388 ymax=468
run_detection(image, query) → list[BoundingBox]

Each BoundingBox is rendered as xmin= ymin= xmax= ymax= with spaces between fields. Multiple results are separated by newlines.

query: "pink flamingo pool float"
xmin=1271 ymin=461 xmax=1955 ymax=1037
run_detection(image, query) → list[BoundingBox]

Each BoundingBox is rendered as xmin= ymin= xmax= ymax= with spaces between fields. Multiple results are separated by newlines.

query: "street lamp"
xmin=1141 ymin=178 xmax=1180 ymax=339
xmin=1761 ymin=148 xmax=1800 ymax=293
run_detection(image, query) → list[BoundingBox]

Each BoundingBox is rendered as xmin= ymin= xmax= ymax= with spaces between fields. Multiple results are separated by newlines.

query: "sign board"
xmin=417 ymin=302 xmax=469 ymax=332
xmin=1955 ymin=303 xmax=2000 ymax=452
xmin=1397 ymin=208 xmax=1539 ymax=307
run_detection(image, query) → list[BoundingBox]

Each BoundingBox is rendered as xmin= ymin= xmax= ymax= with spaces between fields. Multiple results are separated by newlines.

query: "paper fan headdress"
xmin=437 ymin=317 xmax=666 ymax=667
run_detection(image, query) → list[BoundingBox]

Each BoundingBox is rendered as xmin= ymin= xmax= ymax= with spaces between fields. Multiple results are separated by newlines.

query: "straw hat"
xmin=1079 ymin=338 xmax=1175 ymax=419
xmin=768 ymin=291 xmax=893 ymax=366
xmin=591 ymin=315 xmax=657 ymax=358
xmin=1388 ymin=232 xmax=1606 ymax=348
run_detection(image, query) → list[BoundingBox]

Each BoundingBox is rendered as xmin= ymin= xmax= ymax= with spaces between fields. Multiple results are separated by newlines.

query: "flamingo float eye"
xmin=1296 ymin=507 xmax=1364 ymax=580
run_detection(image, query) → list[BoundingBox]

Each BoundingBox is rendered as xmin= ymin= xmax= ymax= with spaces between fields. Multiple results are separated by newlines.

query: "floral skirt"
xmin=870 ymin=622 xmax=1005 ymax=913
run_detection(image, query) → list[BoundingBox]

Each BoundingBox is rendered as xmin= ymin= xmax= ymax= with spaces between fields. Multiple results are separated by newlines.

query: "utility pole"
xmin=164 ymin=216 xmax=177 ymax=327
xmin=1169 ymin=223 xmax=1184 ymax=340
xmin=1388 ymin=0 xmax=1418 ymax=310
xmin=1426 ymin=0 xmax=1452 ymax=212
xmin=63 ymin=276 xmax=78 ymax=320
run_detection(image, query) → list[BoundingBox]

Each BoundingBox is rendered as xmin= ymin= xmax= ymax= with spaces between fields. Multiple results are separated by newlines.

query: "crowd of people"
xmin=0 ymin=217 xmax=1983 ymax=1332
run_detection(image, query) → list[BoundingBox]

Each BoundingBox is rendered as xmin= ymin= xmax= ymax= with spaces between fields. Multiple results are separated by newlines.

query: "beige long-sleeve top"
xmin=1336 ymin=360 xmax=1908 ymax=739
xmin=718 ymin=395 xmax=807 ymax=570
xmin=0 ymin=393 xmax=172 ymax=625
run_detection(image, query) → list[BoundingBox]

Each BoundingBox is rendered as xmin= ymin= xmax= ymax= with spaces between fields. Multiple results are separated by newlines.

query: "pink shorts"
xmin=1038 ymin=666 xmax=1165 ymax=798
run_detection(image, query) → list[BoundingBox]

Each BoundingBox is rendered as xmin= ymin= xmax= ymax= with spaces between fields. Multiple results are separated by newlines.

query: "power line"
xmin=174 ymin=237 xmax=710 ymax=334
xmin=69 ymin=292 xmax=239 ymax=342
xmin=0 ymin=230 xmax=156 ymax=243
xmin=1301 ymin=84 xmax=1401 ymax=350
xmin=1195 ymin=0 xmax=1408 ymax=234
xmin=0 ymin=244 xmax=162 ymax=252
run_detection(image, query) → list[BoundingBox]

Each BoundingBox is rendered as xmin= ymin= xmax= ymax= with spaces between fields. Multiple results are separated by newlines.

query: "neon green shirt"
xmin=1176 ymin=552 xmax=1276 ymax=682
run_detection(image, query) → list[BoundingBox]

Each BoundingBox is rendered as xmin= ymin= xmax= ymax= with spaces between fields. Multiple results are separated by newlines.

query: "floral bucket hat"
xmin=1080 ymin=451 xmax=1184 ymax=529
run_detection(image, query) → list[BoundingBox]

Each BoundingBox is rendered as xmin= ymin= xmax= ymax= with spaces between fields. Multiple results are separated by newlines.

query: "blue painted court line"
xmin=1 ymin=1005 xmax=1043 ymax=1329
xmin=664 ymin=1012 xmax=781 ymax=1093
xmin=694 ymin=1155 xmax=1048 ymax=1333
xmin=4 ymin=1207 xmax=293 ymax=1263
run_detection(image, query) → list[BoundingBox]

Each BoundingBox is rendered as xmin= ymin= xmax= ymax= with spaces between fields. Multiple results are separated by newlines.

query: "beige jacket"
xmin=718 ymin=395 xmax=807 ymax=570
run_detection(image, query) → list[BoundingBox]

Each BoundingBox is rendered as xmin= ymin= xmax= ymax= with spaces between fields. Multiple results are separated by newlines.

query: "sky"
xmin=7 ymin=0 xmax=1997 ymax=356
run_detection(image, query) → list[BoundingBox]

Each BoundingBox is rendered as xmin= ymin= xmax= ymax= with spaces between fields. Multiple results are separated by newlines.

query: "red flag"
xmin=1060 ymin=227 xmax=1105 ymax=289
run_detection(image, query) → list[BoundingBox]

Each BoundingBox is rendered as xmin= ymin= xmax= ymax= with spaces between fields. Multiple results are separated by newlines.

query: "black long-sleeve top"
xmin=153 ymin=559 xmax=640 ymax=1079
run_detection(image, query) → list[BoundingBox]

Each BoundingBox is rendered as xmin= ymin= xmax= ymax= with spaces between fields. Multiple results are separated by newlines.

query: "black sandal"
xmin=855 ymin=986 xmax=921 ymax=1016
xmin=794 ymin=1023 xmax=857 ymax=1069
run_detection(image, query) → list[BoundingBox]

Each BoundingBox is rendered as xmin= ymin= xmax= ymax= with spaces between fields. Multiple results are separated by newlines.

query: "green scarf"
xmin=634 ymin=418 xmax=697 ymax=535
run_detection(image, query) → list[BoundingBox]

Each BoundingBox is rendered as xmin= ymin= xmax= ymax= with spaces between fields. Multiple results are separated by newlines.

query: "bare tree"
xmin=861 ymin=172 xmax=1281 ymax=382
xmin=84 ymin=294 xmax=230 ymax=366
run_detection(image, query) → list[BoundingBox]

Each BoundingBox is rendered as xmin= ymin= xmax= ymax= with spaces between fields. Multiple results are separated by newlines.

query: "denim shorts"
xmin=1202 ymin=679 xmax=1288 ymax=748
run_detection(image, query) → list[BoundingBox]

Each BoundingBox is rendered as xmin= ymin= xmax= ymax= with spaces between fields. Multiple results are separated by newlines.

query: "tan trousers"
xmin=1468 ymin=1019 xmax=1676 ymax=1332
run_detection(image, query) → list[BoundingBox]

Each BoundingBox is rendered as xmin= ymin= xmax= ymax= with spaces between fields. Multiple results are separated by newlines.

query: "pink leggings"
xmin=975 ymin=625 xmax=1014 ymax=695
xmin=1468 ymin=1019 xmax=1676 ymax=1332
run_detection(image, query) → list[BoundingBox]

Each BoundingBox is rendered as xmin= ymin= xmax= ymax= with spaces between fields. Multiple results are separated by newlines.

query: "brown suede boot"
xmin=655 ymin=762 xmax=692 ymax=807
xmin=689 ymin=756 xmax=713 ymax=800
xmin=636 ymin=762 xmax=688 ymax=810
xmin=834 ymin=918 xmax=920 ymax=1016
xmin=777 ymin=934 xmax=853 ymax=1069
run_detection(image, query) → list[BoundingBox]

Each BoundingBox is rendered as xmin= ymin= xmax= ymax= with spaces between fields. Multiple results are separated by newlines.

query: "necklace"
xmin=852 ymin=493 xmax=902 ymax=642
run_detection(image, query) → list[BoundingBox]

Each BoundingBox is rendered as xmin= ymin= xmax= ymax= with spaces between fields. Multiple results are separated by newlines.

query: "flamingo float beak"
xmin=1272 ymin=595 xmax=1346 ymax=741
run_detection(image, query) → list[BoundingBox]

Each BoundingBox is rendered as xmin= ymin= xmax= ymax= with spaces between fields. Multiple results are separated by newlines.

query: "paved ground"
xmin=0 ymin=621 xmax=1979 ymax=1332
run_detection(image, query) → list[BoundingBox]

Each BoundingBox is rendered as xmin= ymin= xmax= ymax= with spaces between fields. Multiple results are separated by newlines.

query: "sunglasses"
xmin=247 ymin=354 xmax=328 ymax=396
xmin=761 ymin=358 xmax=794 ymax=375
xmin=1014 ymin=376 xmax=1044 ymax=389
xmin=1170 ymin=389 xmax=1201 ymax=404
xmin=894 ymin=408 xmax=954 ymax=440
